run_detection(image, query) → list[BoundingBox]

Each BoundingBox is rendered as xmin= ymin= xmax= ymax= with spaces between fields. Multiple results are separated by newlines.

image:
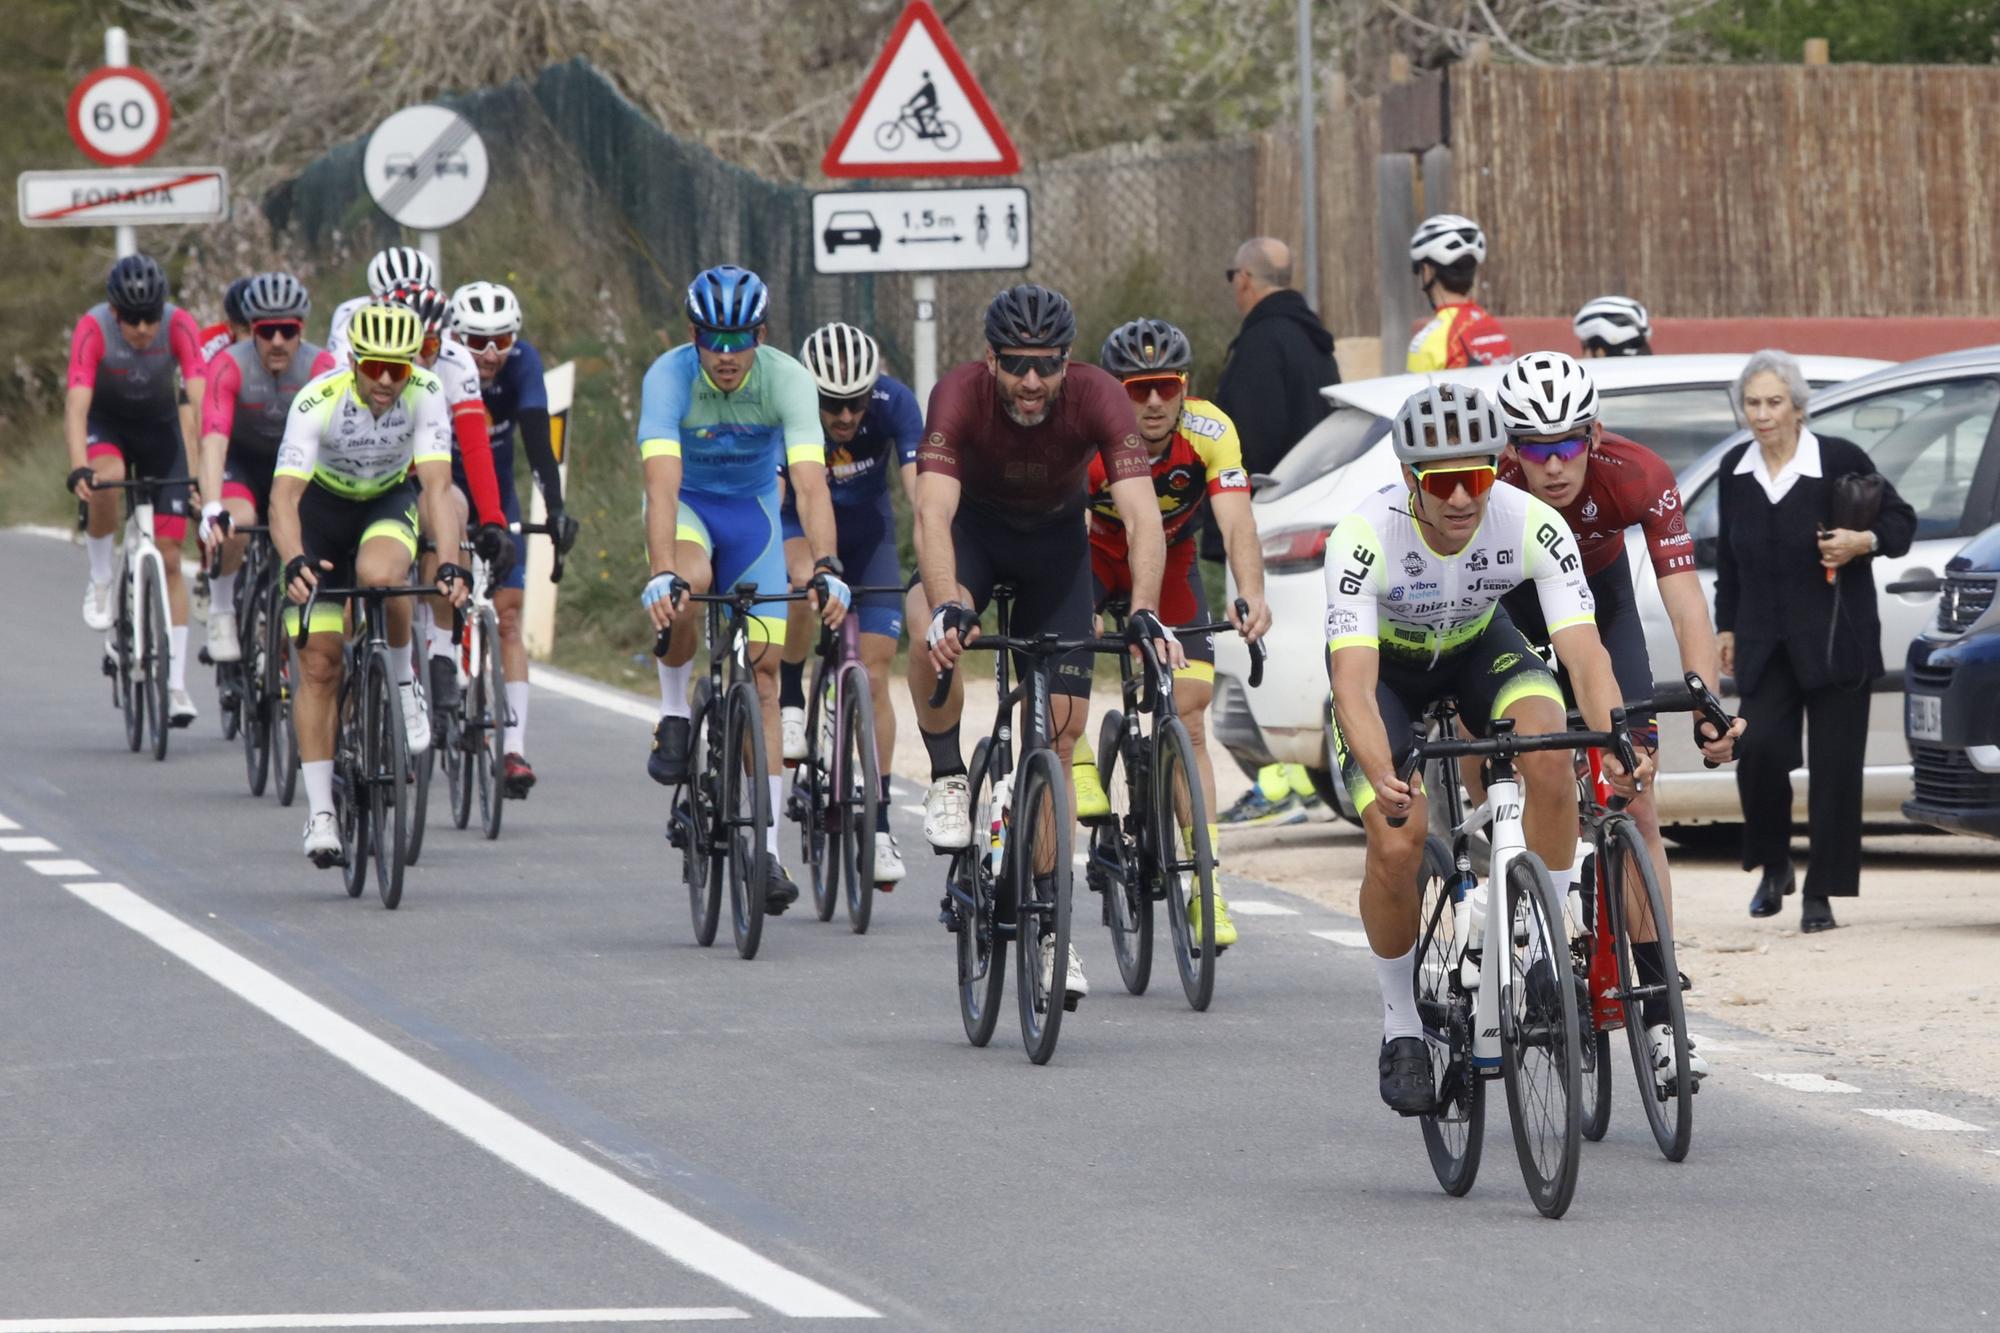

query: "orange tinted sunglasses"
xmin=1411 ymin=461 xmax=1496 ymax=500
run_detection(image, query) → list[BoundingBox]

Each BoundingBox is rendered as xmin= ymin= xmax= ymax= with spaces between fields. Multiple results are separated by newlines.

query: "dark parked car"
xmin=1901 ymin=523 xmax=2000 ymax=839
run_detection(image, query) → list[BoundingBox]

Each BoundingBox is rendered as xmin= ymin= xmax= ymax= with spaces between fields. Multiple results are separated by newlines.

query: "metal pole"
xmin=913 ymin=275 xmax=938 ymax=405
xmin=418 ymin=230 xmax=443 ymax=285
xmin=106 ymin=26 xmax=137 ymax=258
xmin=1296 ymin=0 xmax=1318 ymax=312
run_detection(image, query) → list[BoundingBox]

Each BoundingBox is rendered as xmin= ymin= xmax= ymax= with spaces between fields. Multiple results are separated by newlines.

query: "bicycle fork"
xmin=1468 ymin=774 xmax=1529 ymax=1070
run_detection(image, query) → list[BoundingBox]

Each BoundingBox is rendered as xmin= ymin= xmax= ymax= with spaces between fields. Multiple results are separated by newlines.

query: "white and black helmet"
xmin=1573 ymin=295 xmax=1651 ymax=354
xmin=451 ymin=280 xmax=523 ymax=337
xmin=1391 ymin=383 xmax=1505 ymax=464
xmin=242 ymin=271 xmax=311 ymax=322
xmin=800 ymin=322 xmax=882 ymax=398
xmin=1409 ymin=214 xmax=1487 ymax=270
xmin=1497 ymin=351 xmax=1600 ymax=436
xmin=366 ymin=245 xmax=436 ymax=298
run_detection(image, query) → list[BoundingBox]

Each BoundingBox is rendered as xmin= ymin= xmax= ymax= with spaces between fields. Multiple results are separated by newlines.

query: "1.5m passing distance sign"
xmin=811 ymin=187 xmax=1029 ymax=275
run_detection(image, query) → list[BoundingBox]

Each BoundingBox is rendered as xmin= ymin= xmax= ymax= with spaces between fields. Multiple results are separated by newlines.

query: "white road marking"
xmin=1310 ymin=929 xmax=1372 ymax=949
xmin=1226 ymin=900 xmax=1300 ymax=917
xmin=0 ymin=1311 xmax=749 ymax=1332
xmin=1753 ymin=1072 xmax=1862 ymax=1093
xmin=59 ymin=881 xmax=877 ymax=1320
xmin=0 ymin=811 xmax=21 ymax=830
xmin=1856 ymin=1108 xmax=1987 ymax=1132
xmin=0 ymin=836 xmax=59 ymax=852
xmin=527 ymin=665 xmax=658 ymax=724
xmin=26 ymin=859 xmax=97 ymax=878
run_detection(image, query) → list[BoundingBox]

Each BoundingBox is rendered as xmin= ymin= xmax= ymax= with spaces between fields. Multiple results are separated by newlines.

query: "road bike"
xmin=661 ymin=581 xmax=816 ymax=961
xmin=91 ymin=477 xmax=176 ymax=761
xmin=293 ymin=582 xmax=435 ymax=909
xmin=930 ymin=584 xmax=1137 ymax=1065
xmin=1085 ymin=597 xmax=1264 ymax=1010
xmin=203 ymin=525 xmax=294 ymax=799
xmin=1401 ymin=702 xmax=1641 ymax=1219
xmin=1572 ymin=673 xmax=1734 ymax=1162
xmin=787 ymin=584 xmax=905 ymax=934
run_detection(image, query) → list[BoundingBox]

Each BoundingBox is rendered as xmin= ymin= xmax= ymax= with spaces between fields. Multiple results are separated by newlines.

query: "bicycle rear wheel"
xmin=1605 ymin=815 xmax=1694 ymax=1162
xmin=1091 ymin=709 xmax=1152 ymax=996
xmin=1500 ymin=851 xmax=1582 ymax=1219
xmin=723 ymin=680 xmax=770 ymax=960
xmin=1415 ymin=835 xmax=1484 ymax=1196
xmin=336 ymin=669 xmax=368 ymax=899
xmin=1155 ymin=716 xmax=1214 ymax=1011
xmin=407 ymin=726 xmax=434 ymax=865
xmin=474 ymin=607 xmax=506 ymax=840
xmin=683 ymin=681 xmax=723 ymax=947
xmin=444 ymin=637 xmax=471 ymax=829
xmin=837 ymin=664 xmax=879 ymax=934
xmin=1013 ymin=747 xmax=1074 ymax=1065
xmin=1577 ymin=844 xmax=1613 ymax=1143
xmin=365 ymin=649 xmax=410 ymax=909
xmin=117 ymin=571 xmax=142 ymax=752
xmin=143 ymin=560 xmax=171 ymax=761
xmin=802 ymin=653 xmax=836 ymax=921
xmin=956 ymin=737 xmax=1007 ymax=1046
xmin=241 ymin=589 xmax=272 ymax=796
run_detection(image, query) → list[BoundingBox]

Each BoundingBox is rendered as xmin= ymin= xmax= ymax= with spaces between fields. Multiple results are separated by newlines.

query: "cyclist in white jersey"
xmin=1322 ymin=383 xmax=1649 ymax=1114
xmin=273 ymin=304 xmax=471 ymax=866
xmin=325 ymin=245 xmax=436 ymax=364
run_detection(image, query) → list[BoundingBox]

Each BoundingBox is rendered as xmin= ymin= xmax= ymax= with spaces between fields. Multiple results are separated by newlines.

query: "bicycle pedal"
xmin=198 ymin=647 xmax=214 ymax=667
xmin=1062 ymin=992 xmax=1082 ymax=1013
xmin=101 ymin=654 xmax=116 ymax=679
xmin=875 ymin=880 xmax=894 ymax=893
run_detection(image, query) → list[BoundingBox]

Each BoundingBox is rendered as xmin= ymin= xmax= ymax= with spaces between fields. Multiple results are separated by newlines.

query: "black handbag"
xmin=1823 ymin=467 xmax=1887 ymax=687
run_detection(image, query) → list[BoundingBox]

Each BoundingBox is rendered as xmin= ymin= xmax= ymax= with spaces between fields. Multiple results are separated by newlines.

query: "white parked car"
xmin=1211 ymin=353 xmax=1889 ymax=826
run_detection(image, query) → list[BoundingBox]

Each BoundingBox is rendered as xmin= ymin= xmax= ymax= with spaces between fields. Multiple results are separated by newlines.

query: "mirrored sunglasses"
xmin=1514 ymin=435 xmax=1590 ymax=465
xmin=463 ymin=331 xmax=515 ymax=353
xmin=1121 ymin=373 xmax=1185 ymax=404
xmin=694 ymin=327 xmax=758 ymax=353
xmin=1411 ymin=461 xmax=1497 ymax=500
xmin=357 ymin=357 xmax=414 ymax=385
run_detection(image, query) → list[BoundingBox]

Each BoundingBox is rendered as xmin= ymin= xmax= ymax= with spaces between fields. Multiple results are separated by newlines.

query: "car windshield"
xmin=1258 ymin=404 xmax=1390 ymax=502
xmin=829 ymin=213 xmax=872 ymax=227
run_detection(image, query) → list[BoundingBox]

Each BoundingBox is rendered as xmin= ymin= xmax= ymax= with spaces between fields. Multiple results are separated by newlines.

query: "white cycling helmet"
xmin=451 ymin=280 xmax=523 ymax=337
xmin=800 ymin=322 xmax=882 ymax=398
xmin=366 ymin=245 xmax=436 ymax=298
xmin=1409 ymin=214 xmax=1487 ymax=269
xmin=1497 ymin=351 xmax=1600 ymax=436
xmin=1391 ymin=383 xmax=1505 ymax=465
xmin=1574 ymin=295 xmax=1651 ymax=354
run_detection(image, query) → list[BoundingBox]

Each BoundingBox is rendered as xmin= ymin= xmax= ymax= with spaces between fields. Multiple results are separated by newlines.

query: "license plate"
xmin=1908 ymin=693 xmax=1943 ymax=742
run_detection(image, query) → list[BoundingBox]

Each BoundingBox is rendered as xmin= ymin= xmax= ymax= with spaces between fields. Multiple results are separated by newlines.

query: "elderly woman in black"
xmin=1714 ymin=350 xmax=1915 ymax=932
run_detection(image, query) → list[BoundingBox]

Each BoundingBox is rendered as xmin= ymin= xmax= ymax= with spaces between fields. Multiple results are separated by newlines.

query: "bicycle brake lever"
xmin=1383 ymin=721 xmax=1429 ymax=829
xmin=1234 ymin=597 xmax=1266 ymax=689
xmin=927 ymin=667 xmax=954 ymax=711
xmin=1684 ymin=671 xmax=1737 ymax=769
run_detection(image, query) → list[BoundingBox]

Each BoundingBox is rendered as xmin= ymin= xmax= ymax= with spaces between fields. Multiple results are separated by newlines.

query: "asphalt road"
xmin=3 ymin=527 xmax=1998 ymax=1332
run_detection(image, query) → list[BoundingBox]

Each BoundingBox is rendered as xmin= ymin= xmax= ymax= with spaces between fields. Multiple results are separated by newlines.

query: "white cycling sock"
xmin=302 ymin=759 xmax=335 ymax=818
xmin=209 ymin=571 xmax=237 ymax=614
xmin=658 ymin=661 xmax=691 ymax=719
xmin=427 ymin=619 xmax=455 ymax=661
xmin=1375 ymin=942 xmax=1423 ymax=1042
xmin=389 ymin=645 xmax=413 ymax=688
xmin=169 ymin=625 xmax=189 ymax=691
xmin=86 ymin=534 xmax=114 ymax=586
xmin=505 ymin=681 xmax=529 ymax=753
xmin=767 ymin=775 xmax=784 ymax=857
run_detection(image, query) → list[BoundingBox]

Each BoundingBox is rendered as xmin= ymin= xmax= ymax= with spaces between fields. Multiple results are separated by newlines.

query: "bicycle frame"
xmin=104 ymin=480 xmax=171 ymax=682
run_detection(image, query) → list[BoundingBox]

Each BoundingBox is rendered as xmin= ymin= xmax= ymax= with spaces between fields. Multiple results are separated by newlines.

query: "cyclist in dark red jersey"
xmin=908 ymin=284 xmax=1178 ymax=1007
xmin=1495 ymin=350 xmax=1744 ymax=1090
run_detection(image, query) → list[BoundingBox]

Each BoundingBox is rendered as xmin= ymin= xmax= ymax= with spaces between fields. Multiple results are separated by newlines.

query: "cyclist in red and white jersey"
xmin=325 ymin=246 xmax=436 ymax=363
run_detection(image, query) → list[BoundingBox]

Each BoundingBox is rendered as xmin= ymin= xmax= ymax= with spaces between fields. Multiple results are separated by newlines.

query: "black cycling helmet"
xmin=1100 ymin=317 xmax=1192 ymax=376
xmin=983 ymin=283 xmax=1076 ymax=351
xmin=222 ymin=275 xmax=255 ymax=326
xmin=107 ymin=253 xmax=168 ymax=319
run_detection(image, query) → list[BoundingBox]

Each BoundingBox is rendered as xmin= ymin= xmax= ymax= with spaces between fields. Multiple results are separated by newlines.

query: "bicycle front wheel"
xmin=1500 ymin=851 xmax=1582 ymax=1219
xmin=1606 ymin=815 xmax=1694 ymax=1162
xmin=1416 ymin=834 xmax=1484 ymax=1196
xmin=143 ymin=559 xmax=171 ymax=761
xmin=683 ymin=682 xmax=723 ymax=946
xmin=365 ymin=649 xmax=410 ymax=910
xmin=956 ymin=737 xmax=1007 ymax=1046
xmin=1013 ymin=747 xmax=1075 ymax=1065
xmin=1578 ymin=844 xmax=1613 ymax=1143
xmin=1155 ymin=716 xmax=1215 ymax=1011
xmin=117 ymin=569 xmax=143 ymax=752
xmin=336 ymin=671 xmax=369 ymax=900
xmin=474 ymin=608 xmax=506 ymax=840
xmin=1092 ymin=709 xmax=1152 ymax=996
xmin=273 ymin=599 xmax=301 ymax=807
xmin=802 ymin=653 xmax=836 ymax=922
xmin=241 ymin=588 xmax=272 ymax=796
xmin=837 ymin=664 xmax=879 ymax=934
xmin=723 ymin=680 xmax=770 ymax=960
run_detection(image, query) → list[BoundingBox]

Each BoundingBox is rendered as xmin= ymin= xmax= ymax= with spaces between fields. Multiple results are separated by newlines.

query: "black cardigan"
xmin=1713 ymin=433 xmax=1916 ymax=695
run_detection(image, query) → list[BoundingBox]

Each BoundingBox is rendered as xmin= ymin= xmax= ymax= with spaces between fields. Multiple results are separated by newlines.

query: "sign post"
xmin=363 ymin=104 xmax=490 ymax=281
xmin=521 ymin=360 xmax=575 ymax=662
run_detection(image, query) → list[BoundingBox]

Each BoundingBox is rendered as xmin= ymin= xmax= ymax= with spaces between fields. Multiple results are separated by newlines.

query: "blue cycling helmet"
xmin=685 ymin=264 xmax=769 ymax=332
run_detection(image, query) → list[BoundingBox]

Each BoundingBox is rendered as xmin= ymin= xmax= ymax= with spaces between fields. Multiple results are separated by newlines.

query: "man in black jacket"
xmin=1211 ymin=236 xmax=1340 ymax=825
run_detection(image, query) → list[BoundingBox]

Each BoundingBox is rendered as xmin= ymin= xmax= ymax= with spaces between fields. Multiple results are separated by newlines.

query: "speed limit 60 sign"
xmin=67 ymin=66 xmax=171 ymax=167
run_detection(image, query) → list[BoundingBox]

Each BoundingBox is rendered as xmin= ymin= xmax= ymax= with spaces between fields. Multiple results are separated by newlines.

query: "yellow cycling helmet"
xmin=346 ymin=302 xmax=423 ymax=361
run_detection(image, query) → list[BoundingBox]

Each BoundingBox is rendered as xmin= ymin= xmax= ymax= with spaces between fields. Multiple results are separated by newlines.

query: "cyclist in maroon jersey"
xmin=907 ymin=283 xmax=1180 ymax=1006
xmin=1495 ymin=350 xmax=1744 ymax=1089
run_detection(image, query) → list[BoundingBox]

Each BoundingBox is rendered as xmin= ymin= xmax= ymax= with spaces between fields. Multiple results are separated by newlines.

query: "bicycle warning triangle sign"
xmin=821 ymin=0 xmax=1020 ymax=178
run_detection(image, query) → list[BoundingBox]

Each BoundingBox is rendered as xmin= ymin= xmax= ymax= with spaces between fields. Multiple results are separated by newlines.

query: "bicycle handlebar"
xmin=291 ymin=582 xmax=437 ymax=648
xmin=1384 ymin=707 xmax=1642 ymax=829
xmin=204 ymin=522 xmax=271 ymax=579
xmin=517 ymin=516 xmax=580 ymax=585
xmin=925 ymin=631 xmax=1147 ymax=712
xmin=650 ymin=581 xmax=819 ymax=658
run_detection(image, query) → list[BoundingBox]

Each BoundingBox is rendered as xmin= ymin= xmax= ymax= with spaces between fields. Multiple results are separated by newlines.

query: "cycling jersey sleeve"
xmin=1087 ymin=375 xmax=1152 ymax=486
xmin=308 ymin=349 xmax=337 ymax=378
xmin=1193 ymin=408 xmax=1251 ymax=496
xmin=1405 ymin=312 xmax=1450 ymax=374
xmin=169 ymin=309 xmax=207 ymax=383
xmin=508 ymin=341 xmax=550 ymax=412
xmin=636 ymin=351 xmax=692 ymax=461
xmin=411 ymin=379 xmax=454 ymax=468
xmin=1322 ymin=513 xmax=1386 ymax=652
xmin=200 ymin=353 xmax=243 ymax=439
xmin=916 ymin=373 xmax=966 ymax=480
xmin=775 ymin=358 xmax=825 ymax=469
xmin=885 ymin=377 xmax=924 ymax=467
xmin=274 ymin=392 xmax=323 ymax=483
xmin=1522 ymin=495 xmax=1596 ymax=633
xmin=1632 ymin=447 xmax=1696 ymax=577
xmin=66 ymin=315 xmax=105 ymax=390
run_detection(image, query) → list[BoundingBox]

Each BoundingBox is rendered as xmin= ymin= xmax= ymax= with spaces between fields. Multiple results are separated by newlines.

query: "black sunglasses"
xmin=819 ymin=392 xmax=870 ymax=416
xmin=995 ymin=350 xmax=1066 ymax=378
xmin=1224 ymin=267 xmax=1240 ymax=283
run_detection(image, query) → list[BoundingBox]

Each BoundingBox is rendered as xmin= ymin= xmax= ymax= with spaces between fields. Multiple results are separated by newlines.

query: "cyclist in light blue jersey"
xmin=637 ymin=264 xmax=849 ymax=916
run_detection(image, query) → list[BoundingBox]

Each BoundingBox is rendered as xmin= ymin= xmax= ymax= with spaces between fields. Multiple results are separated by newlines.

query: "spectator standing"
xmin=1714 ymin=350 xmax=1915 ymax=933
xmin=1212 ymin=236 xmax=1339 ymax=826
xmin=1406 ymin=214 xmax=1512 ymax=372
